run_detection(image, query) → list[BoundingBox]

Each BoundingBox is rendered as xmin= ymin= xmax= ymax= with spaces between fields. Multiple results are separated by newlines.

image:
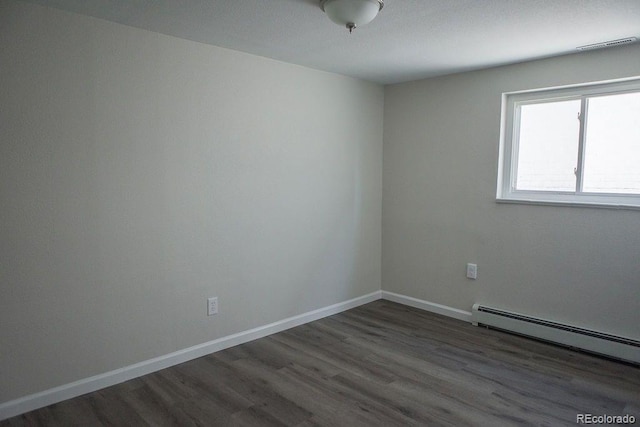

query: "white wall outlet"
xmin=466 ymin=263 xmax=477 ymax=280
xmin=207 ymin=297 xmax=218 ymax=316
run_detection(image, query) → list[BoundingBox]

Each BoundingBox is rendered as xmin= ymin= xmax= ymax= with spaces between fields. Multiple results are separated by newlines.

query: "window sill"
xmin=496 ymin=197 xmax=640 ymax=211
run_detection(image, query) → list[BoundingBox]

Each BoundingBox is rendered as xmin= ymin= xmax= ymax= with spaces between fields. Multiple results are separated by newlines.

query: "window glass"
xmin=582 ymin=92 xmax=640 ymax=194
xmin=516 ymin=100 xmax=580 ymax=192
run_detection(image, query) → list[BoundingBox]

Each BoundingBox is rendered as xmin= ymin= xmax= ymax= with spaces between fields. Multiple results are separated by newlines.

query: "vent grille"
xmin=577 ymin=37 xmax=638 ymax=51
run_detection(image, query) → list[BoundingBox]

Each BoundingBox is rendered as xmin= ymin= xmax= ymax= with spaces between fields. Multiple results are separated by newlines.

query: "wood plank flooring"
xmin=3 ymin=300 xmax=639 ymax=426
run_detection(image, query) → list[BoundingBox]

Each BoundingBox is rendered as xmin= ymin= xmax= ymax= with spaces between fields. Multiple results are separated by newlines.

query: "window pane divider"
xmin=575 ymin=97 xmax=588 ymax=193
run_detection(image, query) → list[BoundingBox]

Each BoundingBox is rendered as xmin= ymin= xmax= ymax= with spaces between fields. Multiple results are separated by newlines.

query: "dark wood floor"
xmin=3 ymin=300 xmax=639 ymax=426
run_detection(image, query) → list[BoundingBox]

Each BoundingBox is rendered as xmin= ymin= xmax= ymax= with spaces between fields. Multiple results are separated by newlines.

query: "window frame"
xmin=497 ymin=77 xmax=640 ymax=210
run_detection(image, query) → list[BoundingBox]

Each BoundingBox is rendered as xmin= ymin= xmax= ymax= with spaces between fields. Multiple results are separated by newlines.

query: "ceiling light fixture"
xmin=320 ymin=0 xmax=384 ymax=33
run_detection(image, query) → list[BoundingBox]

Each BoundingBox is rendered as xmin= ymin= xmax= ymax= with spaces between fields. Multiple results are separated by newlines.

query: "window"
xmin=497 ymin=78 xmax=640 ymax=209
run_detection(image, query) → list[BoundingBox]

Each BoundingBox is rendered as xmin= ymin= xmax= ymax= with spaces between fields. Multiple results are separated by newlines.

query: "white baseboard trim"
xmin=0 ymin=290 xmax=382 ymax=421
xmin=381 ymin=291 xmax=472 ymax=323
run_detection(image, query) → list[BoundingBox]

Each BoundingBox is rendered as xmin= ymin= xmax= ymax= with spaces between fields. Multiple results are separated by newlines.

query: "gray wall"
xmin=0 ymin=1 xmax=383 ymax=402
xmin=383 ymin=43 xmax=640 ymax=341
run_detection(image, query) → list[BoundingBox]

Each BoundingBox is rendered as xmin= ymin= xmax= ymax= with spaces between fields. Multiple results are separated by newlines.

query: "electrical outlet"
xmin=466 ymin=263 xmax=477 ymax=280
xmin=207 ymin=297 xmax=218 ymax=316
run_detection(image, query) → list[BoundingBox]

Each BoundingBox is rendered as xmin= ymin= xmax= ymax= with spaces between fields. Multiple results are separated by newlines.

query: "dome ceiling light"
xmin=320 ymin=0 xmax=384 ymax=33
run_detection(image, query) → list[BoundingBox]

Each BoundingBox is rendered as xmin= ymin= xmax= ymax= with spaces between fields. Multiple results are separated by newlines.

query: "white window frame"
xmin=497 ymin=77 xmax=640 ymax=210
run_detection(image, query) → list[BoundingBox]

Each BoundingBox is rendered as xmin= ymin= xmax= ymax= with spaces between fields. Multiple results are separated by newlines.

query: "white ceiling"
xmin=21 ymin=0 xmax=640 ymax=84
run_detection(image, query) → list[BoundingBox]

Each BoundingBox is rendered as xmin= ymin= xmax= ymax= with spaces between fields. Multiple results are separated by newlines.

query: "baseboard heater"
xmin=471 ymin=304 xmax=640 ymax=364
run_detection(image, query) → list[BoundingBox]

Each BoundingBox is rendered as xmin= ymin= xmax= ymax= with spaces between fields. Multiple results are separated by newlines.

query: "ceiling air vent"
xmin=577 ymin=37 xmax=637 ymax=51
